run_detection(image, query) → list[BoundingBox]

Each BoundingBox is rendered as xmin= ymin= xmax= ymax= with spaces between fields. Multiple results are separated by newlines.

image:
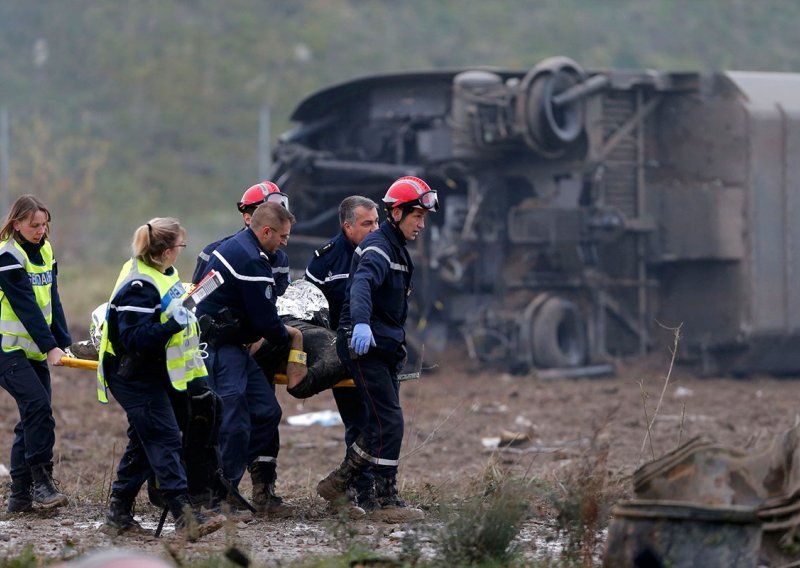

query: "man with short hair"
xmin=195 ymin=202 xmax=303 ymax=514
xmin=193 ymin=182 xmax=293 ymax=513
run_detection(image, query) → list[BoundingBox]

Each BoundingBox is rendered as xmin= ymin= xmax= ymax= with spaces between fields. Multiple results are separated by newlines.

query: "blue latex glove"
xmin=166 ymin=299 xmax=191 ymax=328
xmin=351 ymin=323 xmax=376 ymax=356
xmin=171 ymin=306 xmax=191 ymax=328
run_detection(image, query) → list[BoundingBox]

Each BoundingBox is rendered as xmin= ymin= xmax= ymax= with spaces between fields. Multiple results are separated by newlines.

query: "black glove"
xmin=187 ymin=377 xmax=212 ymax=397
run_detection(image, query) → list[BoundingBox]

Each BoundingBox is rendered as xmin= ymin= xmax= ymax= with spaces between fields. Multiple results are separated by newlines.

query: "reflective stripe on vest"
xmin=96 ymin=258 xmax=207 ymax=403
xmin=0 ymin=239 xmax=54 ymax=361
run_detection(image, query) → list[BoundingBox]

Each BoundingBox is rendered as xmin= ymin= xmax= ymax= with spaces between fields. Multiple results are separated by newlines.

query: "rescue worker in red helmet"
xmin=317 ymin=176 xmax=437 ymax=522
xmin=305 ymin=196 xmax=380 ymax=517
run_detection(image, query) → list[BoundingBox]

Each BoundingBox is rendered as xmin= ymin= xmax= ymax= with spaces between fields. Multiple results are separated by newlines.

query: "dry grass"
xmin=533 ymin=416 xmax=625 ymax=568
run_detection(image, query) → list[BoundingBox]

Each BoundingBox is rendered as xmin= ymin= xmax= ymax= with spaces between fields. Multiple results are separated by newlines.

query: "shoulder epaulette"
xmin=314 ymin=242 xmax=335 ymax=257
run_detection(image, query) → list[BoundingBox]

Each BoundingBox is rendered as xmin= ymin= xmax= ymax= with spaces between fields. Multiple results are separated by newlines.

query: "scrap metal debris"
xmin=633 ymin=426 xmax=800 ymax=532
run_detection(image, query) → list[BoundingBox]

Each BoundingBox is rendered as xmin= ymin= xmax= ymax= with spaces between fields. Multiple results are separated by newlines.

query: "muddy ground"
xmin=0 ymin=346 xmax=797 ymax=566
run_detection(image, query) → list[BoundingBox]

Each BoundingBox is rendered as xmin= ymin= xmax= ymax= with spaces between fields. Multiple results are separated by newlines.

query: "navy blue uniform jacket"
xmin=193 ymin=227 xmax=290 ymax=296
xmin=104 ymin=269 xmax=185 ymax=379
xmin=339 ymin=221 xmax=413 ymax=351
xmin=195 ymin=228 xmax=289 ymax=347
xmin=305 ymin=232 xmax=355 ymax=330
xmin=0 ymin=238 xmax=71 ymax=357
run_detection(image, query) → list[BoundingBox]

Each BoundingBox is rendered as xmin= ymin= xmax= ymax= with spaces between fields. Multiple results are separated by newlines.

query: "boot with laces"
xmin=104 ymin=492 xmax=148 ymax=535
xmin=6 ymin=476 xmax=33 ymax=513
xmin=248 ymin=460 xmax=294 ymax=517
xmin=345 ymin=480 xmax=382 ymax=520
xmin=31 ymin=463 xmax=68 ymax=508
xmin=317 ymin=450 xmax=369 ymax=503
xmin=369 ymin=474 xmax=424 ymax=523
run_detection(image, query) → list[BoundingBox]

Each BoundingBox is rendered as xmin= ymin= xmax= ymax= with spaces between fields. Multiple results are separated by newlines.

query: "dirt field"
xmin=1 ymin=346 xmax=798 ymax=566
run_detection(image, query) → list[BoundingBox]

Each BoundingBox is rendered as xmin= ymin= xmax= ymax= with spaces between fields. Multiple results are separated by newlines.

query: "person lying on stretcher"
xmin=250 ymin=279 xmax=350 ymax=398
xmin=69 ymin=280 xmax=350 ymax=399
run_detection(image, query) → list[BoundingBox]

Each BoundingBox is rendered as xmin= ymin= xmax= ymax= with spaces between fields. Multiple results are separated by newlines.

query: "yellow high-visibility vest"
xmin=0 ymin=239 xmax=54 ymax=361
xmin=97 ymin=258 xmax=207 ymax=403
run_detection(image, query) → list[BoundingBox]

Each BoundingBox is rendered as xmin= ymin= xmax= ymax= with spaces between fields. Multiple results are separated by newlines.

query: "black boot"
xmin=247 ymin=461 xmax=294 ymax=516
xmin=317 ymin=450 xmax=369 ymax=503
xmin=31 ymin=463 xmax=68 ymax=508
xmin=353 ymin=479 xmax=379 ymax=513
xmin=105 ymin=492 xmax=146 ymax=533
xmin=166 ymin=493 xmax=224 ymax=541
xmin=370 ymin=474 xmax=424 ymax=523
xmin=337 ymin=478 xmax=378 ymax=520
xmin=6 ymin=476 xmax=33 ymax=513
xmin=374 ymin=474 xmax=406 ymax=508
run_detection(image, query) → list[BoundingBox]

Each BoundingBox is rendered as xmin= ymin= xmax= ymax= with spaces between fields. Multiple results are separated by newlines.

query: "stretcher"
xmin=60 ymin=356 xmax=418 ymax=387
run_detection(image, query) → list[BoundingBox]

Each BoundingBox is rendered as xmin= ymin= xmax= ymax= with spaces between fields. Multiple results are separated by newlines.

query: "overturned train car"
xmin=270 ymin=56 xmax=800 ymax=375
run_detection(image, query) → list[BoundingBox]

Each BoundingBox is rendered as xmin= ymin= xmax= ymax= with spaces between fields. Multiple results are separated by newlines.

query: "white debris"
xmin=287 ymin=409 xmax=342 ymax=427
xmin=471 ymin=402 xmax=509 ymax=414
xmin=0 ymin=463 xmax=9 ymax=477
xmin=515 ymin=415 xmax=534 ymax=428
xmin=674 ymin=386 xmax=694 ymax=398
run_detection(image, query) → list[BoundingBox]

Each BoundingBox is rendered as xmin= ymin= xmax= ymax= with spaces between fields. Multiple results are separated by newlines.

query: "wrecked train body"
xmin=271 ymin=56 xmax=800 ymax=375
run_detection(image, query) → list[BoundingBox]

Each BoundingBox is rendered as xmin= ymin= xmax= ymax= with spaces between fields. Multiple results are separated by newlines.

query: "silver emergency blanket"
xmin=87 ymin=280 xmax=329 ymax=350
xmin=89 ymin=302 xmax=108 ymax=348
xmin=276 ymin=279 xmax=329 ymax=321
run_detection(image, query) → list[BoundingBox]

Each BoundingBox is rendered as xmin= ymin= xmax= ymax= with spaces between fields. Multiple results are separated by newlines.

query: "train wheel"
xmin=530 ymin=296 xmax=588 ymax=368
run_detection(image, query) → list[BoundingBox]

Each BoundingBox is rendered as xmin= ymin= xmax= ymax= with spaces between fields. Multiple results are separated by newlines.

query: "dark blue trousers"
xmin=332 ymin=386 xmax=366 ymax=448
xmin=337 ymin=335 xmax=404 ymax=477
xmin=205 ymin=344 xmax=281 ymax=485
xmin=108 ymin=372 xmax=187 ymax=500
xmin=0 ymin=351 xmax=55 ymax=480
xmin=332 ymin=385 xmax=373 ymax=491
xmin=263 ymin=380 xmax=280 ymax=468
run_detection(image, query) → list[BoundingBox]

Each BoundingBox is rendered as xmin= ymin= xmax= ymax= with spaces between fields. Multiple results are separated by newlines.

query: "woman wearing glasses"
xmin=96 ymin=217 xmax=222 ymax=538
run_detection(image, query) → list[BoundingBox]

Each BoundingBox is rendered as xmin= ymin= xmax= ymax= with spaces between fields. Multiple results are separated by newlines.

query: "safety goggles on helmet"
xmin=263 ymin=191 xmax=290 ymax=210
xmin=415 ymin=190 xmax=439 ymax=211
xmin=383 ymin=176 xmax=439 ymax=212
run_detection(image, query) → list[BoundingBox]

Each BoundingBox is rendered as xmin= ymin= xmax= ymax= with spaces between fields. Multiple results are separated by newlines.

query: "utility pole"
xmin=0 ymin=106 xmax=8 ymax=214
xmin=259 ymin=106 xmax=271 ymax=180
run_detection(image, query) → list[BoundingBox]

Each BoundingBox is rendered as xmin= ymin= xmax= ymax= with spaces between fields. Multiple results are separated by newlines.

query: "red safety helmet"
xmin=382 ymin=176 xmax=439 ymax=212
xmin=237 ymin=181 xmax=289 ymax=213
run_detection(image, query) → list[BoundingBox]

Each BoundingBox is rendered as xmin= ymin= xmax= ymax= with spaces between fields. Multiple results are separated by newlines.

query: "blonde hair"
xmin=131 ymin=217 xmax=185 ymax=270
xmin=0 ymin=195 xmax=51 ymax=241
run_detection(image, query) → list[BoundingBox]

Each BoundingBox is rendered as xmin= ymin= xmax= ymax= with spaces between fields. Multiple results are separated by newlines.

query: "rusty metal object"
xmin=633 ymin=426 xmax=800 ymax=533
xmin=603 ymin=500 xmax=761 ymax=568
